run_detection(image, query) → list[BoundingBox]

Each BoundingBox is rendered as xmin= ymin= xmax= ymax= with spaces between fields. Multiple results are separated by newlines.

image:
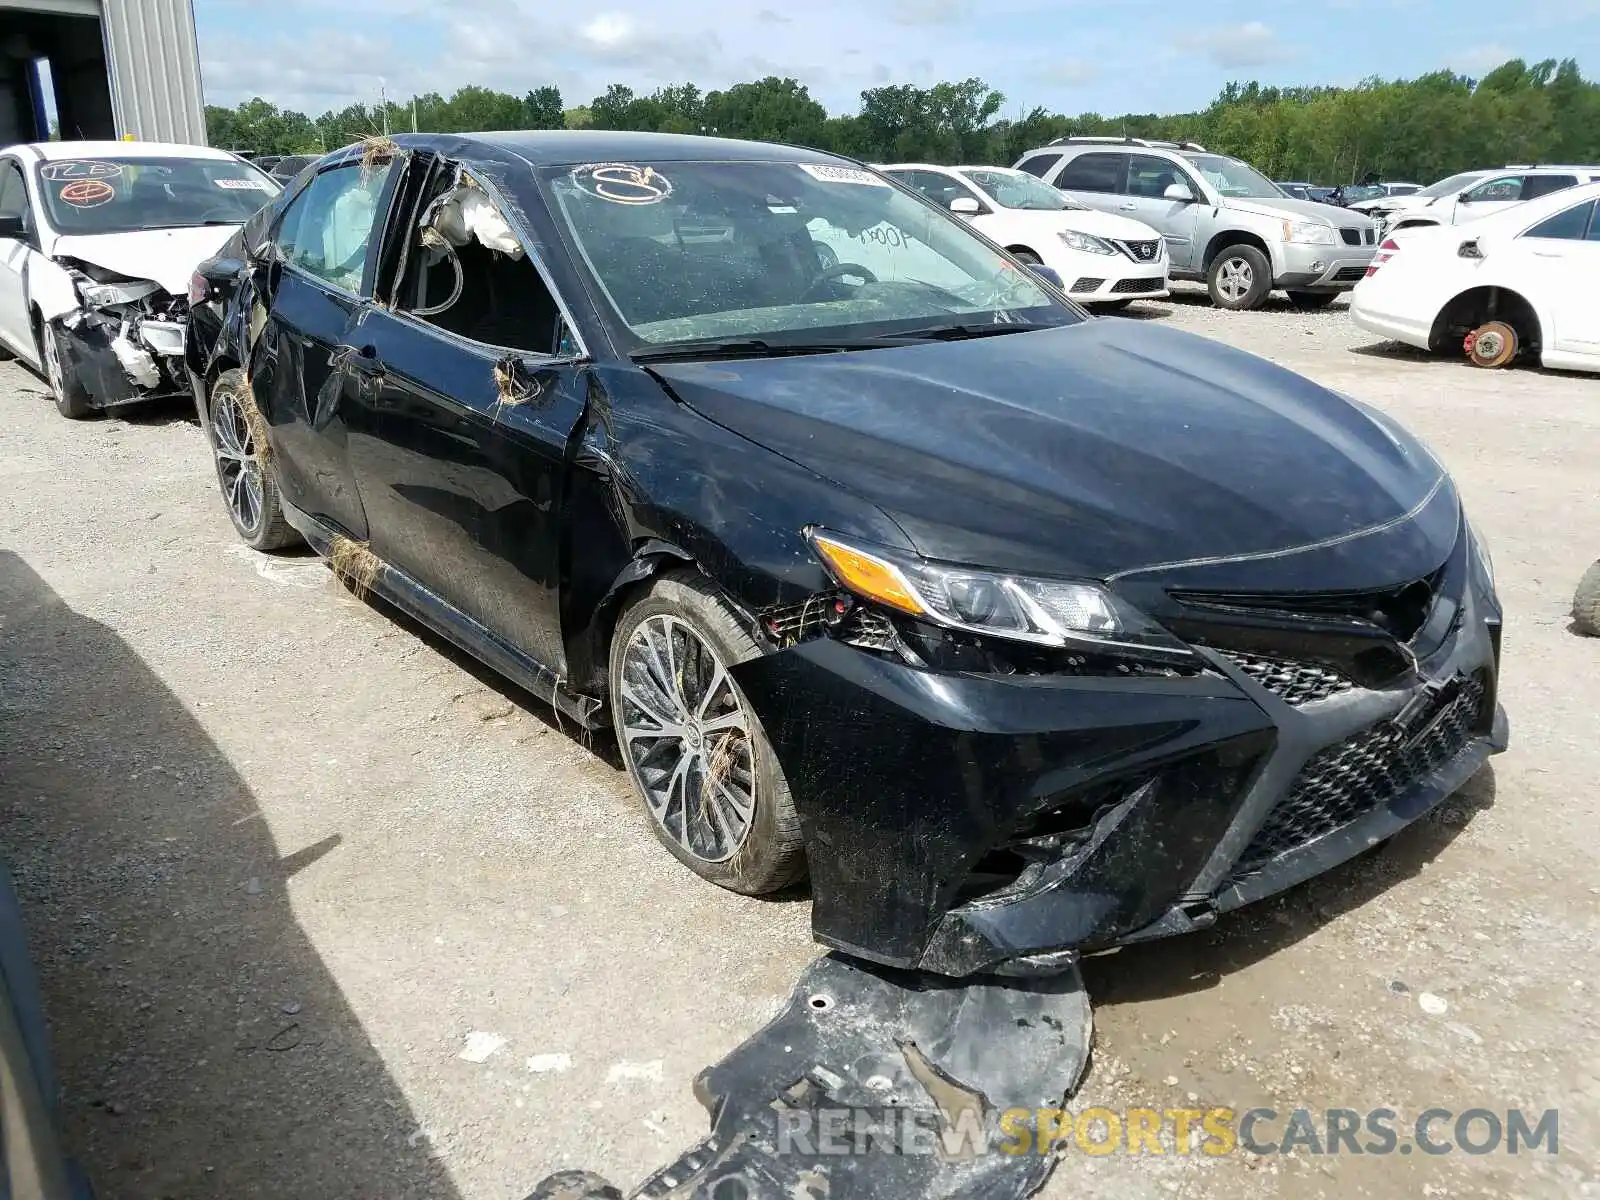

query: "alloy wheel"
xmin=212 ymin=386 xmax=267 ymax=536
xmin=1218 ymin=257 xmax=1254 ymax=303
xmin=618 ymin=614 xmax=757 ymax=863
xmin=41 ymin=324 xmax=65 ymax=399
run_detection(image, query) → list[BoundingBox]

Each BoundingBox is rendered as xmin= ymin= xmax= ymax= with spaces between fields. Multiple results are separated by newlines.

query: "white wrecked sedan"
xmin=0 ymin=141 xmax=280 ymax=418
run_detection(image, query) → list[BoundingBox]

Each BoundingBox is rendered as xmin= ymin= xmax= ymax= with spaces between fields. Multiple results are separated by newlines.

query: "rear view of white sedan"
xmin=882 ymin=163 xmax=1170 ymax=309
xmin=1350 ymin=180 xmax=1600 ymax=374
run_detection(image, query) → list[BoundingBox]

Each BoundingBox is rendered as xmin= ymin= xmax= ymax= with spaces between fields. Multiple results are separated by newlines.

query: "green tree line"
xmin=207 ymin=57 xmax=1600 ymax=185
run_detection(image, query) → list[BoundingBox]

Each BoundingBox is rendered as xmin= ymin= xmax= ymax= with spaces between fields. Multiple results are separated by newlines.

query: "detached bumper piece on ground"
xmin=528 ymin=954 xmax=1092 ymax=1200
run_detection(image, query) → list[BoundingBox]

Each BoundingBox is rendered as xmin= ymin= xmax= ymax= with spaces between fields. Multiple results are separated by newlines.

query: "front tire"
xmin=1207 ymin=244 xmax=1272 ymax=310
xmin=38 ymin=318 xmax=95 ymax=419
xmin=609 ymin=571 xmax=806 ymax=895
xmin=1287 ymin=291 xmax=1338 ymax=311
xmin=1465 ymin=320 xmax=1518 ymax=369
xmin=208 ymin=368 xmax=300 ymax=551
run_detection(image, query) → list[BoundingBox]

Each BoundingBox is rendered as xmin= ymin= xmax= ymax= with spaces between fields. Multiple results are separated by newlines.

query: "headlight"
xmin=807 ymin=529 xmax=1195 ymax=662
xmin=1282 ymin=220 xmax=1335 ymax=245
xmin=78 ymin=280 xmax=160 ymax=308
xmin=1057 ymin=229 xmax=1117 ymax=255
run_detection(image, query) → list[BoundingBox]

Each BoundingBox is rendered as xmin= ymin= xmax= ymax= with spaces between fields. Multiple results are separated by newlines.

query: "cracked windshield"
xmin=544 ymin=159 xmax=1076 ymax=346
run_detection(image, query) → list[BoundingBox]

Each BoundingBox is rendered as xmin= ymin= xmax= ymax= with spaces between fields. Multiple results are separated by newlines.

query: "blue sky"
xmin=194 ymin=0 xmax=1599 ymax=119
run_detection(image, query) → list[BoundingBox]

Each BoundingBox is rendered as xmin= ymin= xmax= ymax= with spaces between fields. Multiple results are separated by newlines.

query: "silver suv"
xmin=1014 ymin=137 xmax=1378 ymax=311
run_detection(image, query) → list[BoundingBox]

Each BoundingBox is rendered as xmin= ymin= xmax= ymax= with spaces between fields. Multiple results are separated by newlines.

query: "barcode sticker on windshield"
xmin=798 ymin=164 xmax=888 ymax=187
xmin=215 ymin=178 xmax=270 ymax=190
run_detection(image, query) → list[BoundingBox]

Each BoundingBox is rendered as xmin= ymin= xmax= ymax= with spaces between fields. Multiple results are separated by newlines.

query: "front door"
xmin=1520 ymin=197 xmax=1600 ymax=354
xmin=249 ymin=158 xmax=400 ymax=541
xmin=0 ymin=158 xmax=37 ymax=359
xmin=346 ymin=176 xmax=590 ymax=675
xmin=1121 ymin=153 xmax=1204 ymax=271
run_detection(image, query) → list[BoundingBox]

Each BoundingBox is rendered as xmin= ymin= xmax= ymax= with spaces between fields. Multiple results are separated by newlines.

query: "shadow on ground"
xmin=0 ymin=550 xmax=462 ymax=1199
xmin=1083 ymin=765 xmax=1496 ymax=1005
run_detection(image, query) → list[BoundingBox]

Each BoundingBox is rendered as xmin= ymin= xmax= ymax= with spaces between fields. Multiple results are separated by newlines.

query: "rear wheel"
xmin=38 ymin=318 xmax=94 ymax=419
xmin=609 ymin=571 xmax=805 ymax=895
xmin=1464 ymin=320 xmax=1518 ymax=369
xmin=1573 ymin=561 xmax=1600 ymax=637
xmin=209 ymin=368 xmax=300 ymax=551
xmin=1287 ymin=291 xmax=1338 ymax=311
xmin=1207 ymin=244 xmax=1272 ymax=310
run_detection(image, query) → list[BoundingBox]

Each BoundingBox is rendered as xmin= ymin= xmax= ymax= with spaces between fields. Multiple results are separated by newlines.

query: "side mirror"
xmin=1026 ymin=263 xmax=1064 ymax=290
xmin=1163 ymin=183 xmax=1194 ymax=203
xmin=949 ymin=196 xmax=981 ymax=215
xmin=0 ymin=214 xmax=26 ymax=240
xmin=1458 ymin=192 xmax=1473 ymax=203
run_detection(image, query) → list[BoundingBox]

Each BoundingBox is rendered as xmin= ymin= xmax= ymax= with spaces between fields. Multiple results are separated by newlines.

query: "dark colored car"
xmin=184 ymin=132 xmax=1508 ymax=977
xmin=1 ymin=862 xmax=94 ymax=1198
xmin=268 ymin=154 xmax=317 ymax=185
xmin=1275 ymin=181 xmax=1311 ymax=200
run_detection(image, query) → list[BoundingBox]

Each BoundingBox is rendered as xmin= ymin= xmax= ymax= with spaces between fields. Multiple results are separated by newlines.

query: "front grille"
xmin=760 ymin=595 xmax=831 ymax=646
xmin=1070 ymin=277 xmax=1105 ymax=293
xmin=1119 ymin=239 xmax=1162 ymax=263
xmin=1110 ymin=276 xmax=1164 ymax=294
xmin=1219 ymin=650 xmax=1353 ymax=705
xmin=1332 ymin=266 xmax=1367 ymax=282
xmin=1339 ymin=228 xmax=1363 ymax=246
xmin=1231 ymin=676 xmax=1485 ymax=877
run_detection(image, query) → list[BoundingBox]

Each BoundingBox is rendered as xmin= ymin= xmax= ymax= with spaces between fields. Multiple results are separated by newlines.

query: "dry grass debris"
xmin=328 ymin=536 xmax=382 ymax=600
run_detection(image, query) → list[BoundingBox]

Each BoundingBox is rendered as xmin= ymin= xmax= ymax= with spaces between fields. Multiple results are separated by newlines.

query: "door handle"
xmin=1118 ymin=203 xmax=1137 ymax=211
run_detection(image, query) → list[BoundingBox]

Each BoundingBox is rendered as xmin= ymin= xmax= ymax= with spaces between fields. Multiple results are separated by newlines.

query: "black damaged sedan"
xmin=186 ymin=132 xmax=1507 ymax=977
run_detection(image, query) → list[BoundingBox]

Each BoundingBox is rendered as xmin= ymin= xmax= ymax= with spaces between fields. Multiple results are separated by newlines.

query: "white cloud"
xmin=1173 ymin=21 xmax=1295 ymax=70
xmin=1452 ymin=43 xmax=1516 ymax=74
xmin=581 ymin=13 xmax=636 ymax=49
xmin=889 ymin=0 xmax=971 ymax=25
xmin=1030 ymin=58 xmax=1099 ymax=88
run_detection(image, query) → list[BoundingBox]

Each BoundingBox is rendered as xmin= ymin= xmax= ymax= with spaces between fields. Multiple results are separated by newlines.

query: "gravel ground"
xmin=1 ymin=287 xmax=1597 ymax=1200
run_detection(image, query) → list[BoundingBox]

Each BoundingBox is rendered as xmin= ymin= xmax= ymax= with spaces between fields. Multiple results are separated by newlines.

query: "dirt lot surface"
xmin=2 ymin=289 xmax=1597 ymax=1200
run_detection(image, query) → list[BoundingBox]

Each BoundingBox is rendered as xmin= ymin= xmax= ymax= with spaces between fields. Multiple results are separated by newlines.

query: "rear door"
xmin=250 ymin=157 xmax=400 ymax=540
xmin=1050 ymin=152 xmax=1127 ymax=218
xmin=347 ymin=167 xmax=591 ymax=675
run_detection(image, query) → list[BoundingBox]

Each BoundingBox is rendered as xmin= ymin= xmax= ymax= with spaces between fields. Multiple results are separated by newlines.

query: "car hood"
xmin=50 ymin=225 xmax=242 ymax=295
xmin=1225 ymin=196 xmax=1375 ymax=226
xmin=1000 ymin=206 xmax=1162 ymax=242
xmin=651 ymin=319 xmax=1451 ymax=584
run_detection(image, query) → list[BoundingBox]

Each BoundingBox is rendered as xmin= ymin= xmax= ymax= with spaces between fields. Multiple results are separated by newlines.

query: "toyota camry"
xmin=185 ymin=132 xmax=1507 ymax=977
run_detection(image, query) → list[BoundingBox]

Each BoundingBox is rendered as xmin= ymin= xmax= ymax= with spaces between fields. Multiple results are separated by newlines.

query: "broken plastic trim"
xmin=528 ymin=953 xmax=1093 ymax=1199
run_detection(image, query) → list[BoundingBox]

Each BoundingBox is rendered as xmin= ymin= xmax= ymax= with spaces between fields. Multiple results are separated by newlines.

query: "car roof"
xmin=395 ymin=130 xmax=848 ymax=167
xmin=11 ymin=140 xmax=239 ymax=162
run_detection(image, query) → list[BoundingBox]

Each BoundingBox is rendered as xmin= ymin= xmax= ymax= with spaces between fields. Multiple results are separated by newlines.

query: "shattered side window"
xmin=277 ymin=162 xmax=393 ymax=295
xmin=397 ymin=176 xmax=567 ymax=355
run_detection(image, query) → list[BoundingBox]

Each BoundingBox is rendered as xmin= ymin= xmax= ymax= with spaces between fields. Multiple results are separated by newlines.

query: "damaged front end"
xmin=49 ymin=259 xmax=193 ymax=410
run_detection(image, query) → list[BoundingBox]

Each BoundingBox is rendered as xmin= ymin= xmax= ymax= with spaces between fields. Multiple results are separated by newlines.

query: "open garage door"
xmin=0 ymin=1 xmax=115 ymax=144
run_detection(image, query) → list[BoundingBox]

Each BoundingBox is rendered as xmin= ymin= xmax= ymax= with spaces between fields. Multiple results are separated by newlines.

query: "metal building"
xmin=0 ymin=0 xmax=206 ymax=146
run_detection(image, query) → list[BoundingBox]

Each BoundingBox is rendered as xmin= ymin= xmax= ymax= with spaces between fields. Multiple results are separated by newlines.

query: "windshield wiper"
xmin=631 ymin=337 xmax=892 ymax=363
xmin=887 ymin=320 xmax=1060 ymax=342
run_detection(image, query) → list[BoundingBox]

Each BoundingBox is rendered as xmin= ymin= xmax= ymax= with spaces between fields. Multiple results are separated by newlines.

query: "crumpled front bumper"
xmin=56 ymin=315 xmax=188 ymax=410
xmin=731 ymin=560 xmax=1506 ymax=978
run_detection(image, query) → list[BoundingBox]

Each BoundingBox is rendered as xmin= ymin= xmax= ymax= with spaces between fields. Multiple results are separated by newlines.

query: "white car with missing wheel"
xmin=1350 ymin=180 xmax=1600 ymax=373
xmin=0 ymin=140 xmax=280 ymax=419
xmin=879 ymin=164 xmax=1170 ymax=309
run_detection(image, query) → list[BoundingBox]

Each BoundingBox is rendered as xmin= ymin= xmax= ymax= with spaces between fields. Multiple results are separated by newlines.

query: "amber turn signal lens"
xmin=811 ymin=535 xmax=926 ymax=616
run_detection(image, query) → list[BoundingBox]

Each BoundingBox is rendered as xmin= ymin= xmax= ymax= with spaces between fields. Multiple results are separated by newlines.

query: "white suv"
xmin=1014 ymin=137 xmax=1377 ymax=310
